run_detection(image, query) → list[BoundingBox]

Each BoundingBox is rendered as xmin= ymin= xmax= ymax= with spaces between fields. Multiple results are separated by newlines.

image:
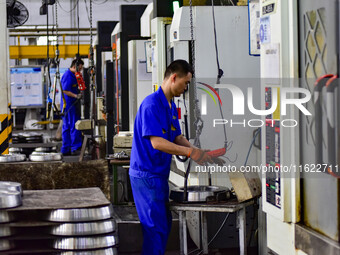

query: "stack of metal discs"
xmin=0 ymin=181 xmax=23 ymax=252
xmin=0 ymin=211 xmax=14 ymax=252
xmin=0 ymin=153 xmax=26 ymax=163
xmin=12 ymin=132 xmax=44 ymax=144
xmin=48 ymin=205 xmax=118 ymax=254
xmin=8 ymin=148 xmax=27 ymax=161
xmin=12 ymin=134 xmax=25 ymax=144
xmin=23 ymin=132 xmax=43 ymax=143
xmin=0 ymin=188 xmax=116 ymax=253
xmin=34 ymin=146 xmax=57 ymax=153
xmin=29 ymin=152 xmax=63 ymax=162
xmin=8 ymin=147 xmax=23 ymax=154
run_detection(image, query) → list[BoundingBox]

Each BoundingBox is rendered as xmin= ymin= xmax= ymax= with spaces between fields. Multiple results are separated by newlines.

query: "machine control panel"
xmin=265 ymin=87 xmax=281 ymax=208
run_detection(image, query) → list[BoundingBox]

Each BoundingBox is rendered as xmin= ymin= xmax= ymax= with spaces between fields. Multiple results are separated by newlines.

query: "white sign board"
xmin=10 ymin=67 xmax=44 ymax=108
xmin=249 ymin=0 xmax=261 ymax=55
xmin=260 ymin=16 xmax=271 ymax=44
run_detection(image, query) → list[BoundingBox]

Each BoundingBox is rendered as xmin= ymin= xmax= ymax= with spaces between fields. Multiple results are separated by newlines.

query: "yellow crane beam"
xmin=9 ymin=44 xmax=90 ymax=59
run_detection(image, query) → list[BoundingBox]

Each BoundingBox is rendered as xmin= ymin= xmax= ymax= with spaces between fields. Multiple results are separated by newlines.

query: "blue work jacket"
xmin=129 ymin=87 xmax=182 ymax=179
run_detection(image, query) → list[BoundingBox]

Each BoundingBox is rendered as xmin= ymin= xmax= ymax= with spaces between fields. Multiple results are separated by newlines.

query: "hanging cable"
xmin=88 ymin=0 xmax=95 ymax=113
xmin=183 ymin=0 xmax=195 ymax=201
xmin=182 ymin=92 xmax=190 ymax=141
xmin=53 ymin=1 xmax=66 ymax=116
xmin=56 ymin=0 xmax=79 ymax=13
xmin=93 ymin=0 xmax=109 ymax=4
xmin=47 ymin=4 xmax=50 ymax=82
xmin=88 ymin=0 xmax=97 ymax=158
xmin=183 ymin=1 xmax=232 ymax=200
xmin=211 ymin=0 xmax=229 ymax=152
xmin=197 ymin=81 xmax=228 ymax=148
xmin=77 ymin=0 xmax=80 ymax=62
xmin=84 ymin=0 xmax=91 ymax=24
xmin=244 ymin=127 xmax=261 ymax=166
xmin=46 ymin=3 xmax=53 ymax=120
xmin=211 ymin=0 xmax=224 ymax=84
xmin=55 ymin=2 xmax=58 ymax=51
xmin=176 ymin=96 xmax=189 ymax=162
xmin=189 ymin=0 xmax=204 ymax=149
xmin=89 ymin=0 xmax=93 ymax=57
xmin=183 ymin=0 xmax=206 ymax=201
xmin=188 ymin=1 xmax=230 ymax=159
xmin=50 ymin=2 xmax=59 ymax=119
xmin=51 ymin=4 xmax=55 ymax=38
xmin=211 ymin=0 xmax=227 ymax=148
xmin=75 ymin=0 xmax=86 ymax=92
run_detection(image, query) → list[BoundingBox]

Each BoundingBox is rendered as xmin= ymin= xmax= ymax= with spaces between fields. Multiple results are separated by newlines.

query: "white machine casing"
xmin=151 ymin=17 xmax=172 ymax=92
xmin=260 ymin=0 xmax=300 ymax=254
xmin=169 ymin=6 xmax=261 ymax=189
xmin=140 ymin=3 xmax=153 ymax=38
xmin=169 ymin=6 xmax=261 ymax=249
xmin=128 ymin=40 xmax=153 ymax=131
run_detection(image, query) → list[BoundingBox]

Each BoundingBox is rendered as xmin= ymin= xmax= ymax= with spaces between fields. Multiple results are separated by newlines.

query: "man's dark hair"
xmin=71 ymin=58 xmax=84 ymax=68
xmin=164 ymin=59 xmax=193 ymax=79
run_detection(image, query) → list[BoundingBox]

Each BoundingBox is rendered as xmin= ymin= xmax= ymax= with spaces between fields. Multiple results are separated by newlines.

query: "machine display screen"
xmin=10 ymin=66 xmax=44 ymax=108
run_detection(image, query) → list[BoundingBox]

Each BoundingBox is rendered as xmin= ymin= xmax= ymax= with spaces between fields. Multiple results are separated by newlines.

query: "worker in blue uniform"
xmin=130 ymin=60 xmax=222 ymax=254
xmin=60 ymin=59 xmax=84 ymax=156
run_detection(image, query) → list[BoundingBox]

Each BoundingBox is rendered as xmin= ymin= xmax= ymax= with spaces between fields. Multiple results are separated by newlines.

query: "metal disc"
xmin=47 ymin=205 xmax=113 ymax=222
xmin=53 ymin=235 xmax=117 ymax=250
xmin=0 ymin=210 xmax=13 ymax=223
xmin=0 ymin=239 xmax=12 ymax=251
xmin=0 ymin=154 xmax=26 ymax=162
xmin=59 ymin=248 xmax=118 ymax=255
xmin=0 ymin=226 xmax=12 ymax=237
xmin=0 ymin=190 xmax=22 ymax=209
xmin=29 ymin=152 xmax=62 ymax=162
xmin=0 ymin=182 xmax=22 ymax=196
xmin=170 ymin=185 xmax=229 ymax=202
xmin=51 ymin=220 xmax=116 ymax=236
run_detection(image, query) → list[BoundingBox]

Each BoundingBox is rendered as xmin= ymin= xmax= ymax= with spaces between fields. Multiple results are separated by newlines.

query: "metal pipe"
xmin=9 ymin=33 xmax=96 ymax=37
xmin=314 ymin=74 xmax=334 ymax=164
xmin=9 ymin=28 xmax=97 ymax=32
xmin=326 ymin=76 xmax=338 ymax=172
xmin=0 ymin=0 xmax=10 ymax=154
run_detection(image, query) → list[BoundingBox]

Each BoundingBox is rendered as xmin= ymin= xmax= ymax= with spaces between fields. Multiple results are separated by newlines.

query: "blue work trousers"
xmin=130 ymin=176 xmax=172 ymax=255
xmin=61 ymin=106 xmax=82 ymax=153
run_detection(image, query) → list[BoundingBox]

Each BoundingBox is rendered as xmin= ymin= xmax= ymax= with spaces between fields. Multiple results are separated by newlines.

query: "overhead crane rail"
xmin=8 ymin=28 xmax=96 ymax=59
xmin=9 ymin=43 xmax=90 ymax=59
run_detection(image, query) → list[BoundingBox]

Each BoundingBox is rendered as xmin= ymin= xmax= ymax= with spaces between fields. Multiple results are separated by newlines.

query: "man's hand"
xmin=190 ymin=148 xmax=213 ymax=165
xmin=76 ymin=93 xmax=82 ymax=99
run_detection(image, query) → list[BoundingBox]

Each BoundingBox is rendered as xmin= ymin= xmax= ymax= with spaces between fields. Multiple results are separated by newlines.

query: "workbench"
xmin=170 ymin=199 xmax=255 ymax=255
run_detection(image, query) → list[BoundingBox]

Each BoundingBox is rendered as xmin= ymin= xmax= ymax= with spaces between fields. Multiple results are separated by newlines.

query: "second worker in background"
xmin=60 ymin=59 xmax=84 ymax=156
